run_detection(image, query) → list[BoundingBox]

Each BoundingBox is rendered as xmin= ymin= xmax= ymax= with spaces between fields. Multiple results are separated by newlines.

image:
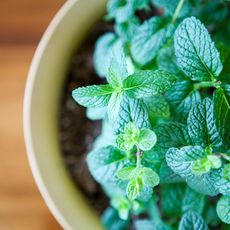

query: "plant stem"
xmin=136 ymin=146 xmax=141 ymax=168
xmin=172 ymin=0 xmax=185 ymax=24
xmin=193 ymin=81 xmax=220 ymax=90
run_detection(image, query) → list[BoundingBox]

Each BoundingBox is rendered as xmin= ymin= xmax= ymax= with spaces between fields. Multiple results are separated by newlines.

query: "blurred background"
xmin=0 ymin=1 xmax=66 ymax=229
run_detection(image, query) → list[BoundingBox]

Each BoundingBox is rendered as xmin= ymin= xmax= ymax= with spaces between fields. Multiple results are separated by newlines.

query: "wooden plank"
xmin=0 ymin=0 xmax=65 ymax=229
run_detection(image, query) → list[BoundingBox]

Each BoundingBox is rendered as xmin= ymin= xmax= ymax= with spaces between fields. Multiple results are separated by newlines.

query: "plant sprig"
xmin=72 ymin=0 xmax=230 ymax=228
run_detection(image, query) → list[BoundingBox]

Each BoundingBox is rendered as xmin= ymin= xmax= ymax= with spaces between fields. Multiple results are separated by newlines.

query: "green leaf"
xmin=72 ymin=84 xmax=114 ymax=108
xmin=159 ymin=160 xmax=184 ymax=184
xmin=166 ymin=146 xmax=219 ymax=196
xmin=138 ymin=129 xmax=157 ymax=151
xmin=152 ymin=0 xmax=192 ymax=17
xmin=86 ymin=107 xmax=107 ymax=120
xmin=135 ymin=220 xmax=171 ymax=230
xmin=166 ymin=80 xmax=201 ymax=122
xmin=174 ymin=16 xmax=223 ymax=81
xmin=144 ymin=95 xmax=170 ymax=120
xmin=179 ymin=211 xmax=209 ymax=230
xmin=157 ymin=45 xmax=181 ymax=75
xmin=204 ymin=205 xmax=220 ymax=227
xmin=111 ymin=196 xmax=131 ymax=220
xmin=138 ymin=186 xmax=153 ymax=202
xmin=102 ymin=207 xmax=129 ymax=230
xmin=116 ymin=134 xmax=134 ymax=151
xmin=87 ymin=146 xmax=127 ymax=184
xmin=123 ymin=70 xmax=176 ymax=99
xmin=155 ymin=122 xmax=191 ymax=153
xmin=107 ymin=43 xmax=128 ymax=84
xmin=210 ymin=167 xmax=230 ymax=196
xmin=131 ymin=17 xmax=174 ymax=65
xmin=116 ymin=166 xmax=136 ymax=180
xmin=192 ymin=158 xmax=212 ymax=175
xmin=108 ymin=92 xmax=123 ymax=122
xmin=182 ymin=187 xmax=205 ymax=214
xmin=207 ymin=155 xmax=222 ymax=169
xmin=188 ymin=98 xmax=222 ymax=148
xmin=106 ymin=0 xmax=142 ymax=24
xmin=213 ymin=88 xmax=230 ymax=150
xmin=223 ymin=164 xmax=230 ymax=181
xmin=115 ymin=96 xmax=151 ymax=134
xmin=162 ymin=184 xmax=185 ymax=216
xmin=127 ymin=177 xmax=143 ymax=200
xmin=124 ymin=122 xmax=140 ymax=139
xmin=94 ymin=33 xmax=118 ymax=78
xmin=115 ymin=16 xmax=140 ymax=44
xmin=219 ymin=54 xmax=230 ymax=82
xmin=216 ymin=196 xmax=230 ymax=224
xmin=107 ymin=61 xmax=124 ymax=89
xmin=116 ymin=122 xmax=140 ymax=150
xmin=139 ymin=167 xmax=160 ymax=187
xmin=93 ymin=119 xmax=116 ymax=149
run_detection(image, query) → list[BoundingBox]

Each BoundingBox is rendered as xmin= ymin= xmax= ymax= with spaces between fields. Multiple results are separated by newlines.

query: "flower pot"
xmin=23 ymin=0 xmax=107 ymax=229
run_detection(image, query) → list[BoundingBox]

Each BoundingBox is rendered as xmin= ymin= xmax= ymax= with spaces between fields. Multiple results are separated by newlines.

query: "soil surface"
xmin=59 ymin=21 xmax=112 ymax=214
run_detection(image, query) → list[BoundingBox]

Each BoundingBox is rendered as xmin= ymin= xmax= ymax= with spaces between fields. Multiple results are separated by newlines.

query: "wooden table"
xmin=0 ymin=1 xmax=65 ymax=229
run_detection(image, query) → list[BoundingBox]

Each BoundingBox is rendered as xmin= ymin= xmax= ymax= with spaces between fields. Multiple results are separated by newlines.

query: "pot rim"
xmin=23 ymin=1 xmax=107 ymax=229
xmin=23 ymin=1 xmax=78 ymax=229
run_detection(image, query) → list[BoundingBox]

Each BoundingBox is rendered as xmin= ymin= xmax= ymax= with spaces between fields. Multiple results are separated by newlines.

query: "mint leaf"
xmin=116 ymin=166 xmax=136 ymax=180
xmin=116 ymin=122 xmax=140 ymax=151
xmin=135 ymin=220 xmax=171 ymax=230
xmin=159 ymin=160 xmax=184 ymax=184
xmin=213 ymin=88 xmax=230 ymax=150
xmin=127 ymin=177 xmax=143 ymax=200
xmin=192 ymin=158 xmax=212 ymax=175
xmin=207 ymin=155 xmax=222 ymax=169
xmin=131 ymin=17 xmax=173 ymax=65
xmin=174 ymin=16 xmax=222 ymax=81
xmin=157 ymin=45 xmax=181 ymax=75
xmin=179 ymin=211 xmax=209 ymax=230
xmin=72 ymin=84 xmax=114 ymax=108
xmin=107 ymin=60 xmax=124 ymax=89
xmin=188 ymin=98 xmax=222 ymax=148
xmin=115 ymin=96 xmax=151 ymax=134
xmin=87 ymin=146 xmax=127 ymax=184
xmin=138 ymin=167 xmax=160 ymax=187
xmin=144 ymin=95 xmax=170 ymax=125
xmin=115 ymin=16 xmax=140 ymax=44
xmin=166 ymin=80 xmax=201 ymax=122
xmin=151 ymin=0 xmax=192 ymax=18
xmin=155 ymin=122 xmax=191 ymax=152
xmin=123 ymin=70 xmax=176 ymax=99
xmin=108 ymin=92 xmax=123 ymax=122
xmin=111 ymin=196 xmax=131 ymax=220
xmin=102 ymin=207 xmax=129 ymax=230
xmin=166 ymin=146 xmax=219 ymax=196
xmin=94 ymin=33 xmax=118 ymax=78
xmin=106 ymin=0 xmax=134 ymax=23
xmin=162 ymin=184 xmax=185 ymax=216
xmin=219 ymin=54 xmax=230 ymax=82
xmin=182 ymin=187 xmax=205 ymax=214
xmin=86 ymin=107 xmax=107 ymax=120
xmin=138 ymin=129 xmax=157 ymax=151
xmin=223 ymin=164 xmax=230 ymax=181
xmin=216 ymin=196 xmax=230 ymax=224
xmin=210 ymin=167 xmax=230 ymax=196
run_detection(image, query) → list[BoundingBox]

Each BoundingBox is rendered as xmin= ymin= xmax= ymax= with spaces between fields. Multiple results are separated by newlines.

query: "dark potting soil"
xmin=59 ymin=21 xmax=112 ymax=214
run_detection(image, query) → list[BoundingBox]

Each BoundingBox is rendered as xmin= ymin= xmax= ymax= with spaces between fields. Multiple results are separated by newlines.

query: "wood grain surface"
xmin=0 ymin=1 xmax=65 ymax=229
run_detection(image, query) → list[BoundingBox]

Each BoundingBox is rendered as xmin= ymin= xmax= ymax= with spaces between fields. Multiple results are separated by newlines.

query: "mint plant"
xmin=72 ymin=0 xmax=230 ymax=229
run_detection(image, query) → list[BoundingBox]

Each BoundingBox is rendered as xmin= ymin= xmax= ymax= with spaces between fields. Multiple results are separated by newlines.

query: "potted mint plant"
xmin=25 ymin=0 xmax=230 ymax=229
